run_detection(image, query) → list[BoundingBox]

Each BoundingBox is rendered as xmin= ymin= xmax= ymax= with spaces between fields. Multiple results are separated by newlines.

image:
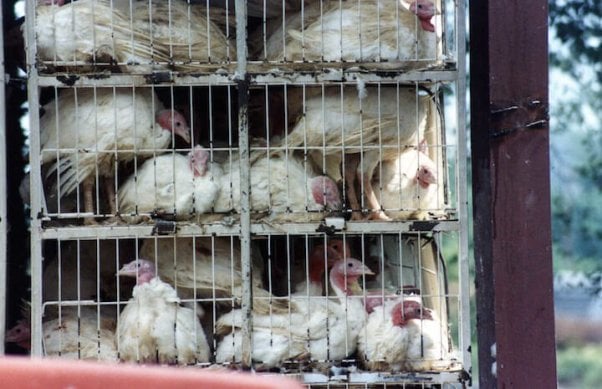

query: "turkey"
xmin=357 ymin=298 xmax=449 ymax=371
xmin=137 ymin=236 xmax=284 ymax=315
xmin=293 ymin=238 xmax=351 ymax=296
xmin=33 ymin=0 xmax=127 ymax=70
xmin=264 ymin=0 xmax=437 ymax=62
xmin=40 ymin=87 xmax=190 ymax=223
xmin=118 ymin=146 xmax=222 ymax=222
xmin=215 ymin=258 xmax=373 ymax=368
xmin=116 ymin=259 xmax=210 ymax=365
xmin=33 ymin=0 xmax=233 ymax=73
xmin=277 ymin=85 xmax=431 ymax=220
xmin=211 ymin=150 xmax=342 ymax=222
xmin=372 ymin=142 xmax=440 ymax=220
xmin=129 ymin=0 xmax=234 ymax=69
xmin=6 ymin=306 xmax=118 ymax=362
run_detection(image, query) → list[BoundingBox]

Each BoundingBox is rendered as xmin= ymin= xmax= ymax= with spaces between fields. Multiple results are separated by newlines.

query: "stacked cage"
xmin=17 ymin=0 xmax=470 ymax=387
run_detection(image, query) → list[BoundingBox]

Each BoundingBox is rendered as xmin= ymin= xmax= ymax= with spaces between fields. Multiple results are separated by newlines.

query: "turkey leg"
xmin=343 ymin=153 xmax=363 ymax=220
xmin=361 ymin=151 xmax=391 ymax=221
xmin=82 ymin=176 xmax=98 ymax=225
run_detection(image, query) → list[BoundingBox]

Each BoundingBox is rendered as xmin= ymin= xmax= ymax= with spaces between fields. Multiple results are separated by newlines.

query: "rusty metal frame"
xmin=470 ymin=1 xmax=557 ymax=387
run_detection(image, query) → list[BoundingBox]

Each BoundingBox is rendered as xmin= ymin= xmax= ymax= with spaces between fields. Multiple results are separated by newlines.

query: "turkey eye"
xmin=175 ymin=121 xmax=182 ymax=127
xmin=348 ymin=262 xmax=353 ymax=267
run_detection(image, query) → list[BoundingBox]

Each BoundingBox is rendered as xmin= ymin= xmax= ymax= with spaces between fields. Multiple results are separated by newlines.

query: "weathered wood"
xmin=470 ymin=1 xmax=557 ymax=387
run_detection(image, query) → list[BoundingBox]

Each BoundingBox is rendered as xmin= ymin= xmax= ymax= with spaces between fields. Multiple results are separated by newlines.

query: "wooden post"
xmin=470 ymin=1 xmax=557 ymax=387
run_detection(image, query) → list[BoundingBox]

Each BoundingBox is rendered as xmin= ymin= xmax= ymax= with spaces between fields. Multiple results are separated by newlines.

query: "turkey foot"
xmin=367 ymin=209 xmax=392 ymax=221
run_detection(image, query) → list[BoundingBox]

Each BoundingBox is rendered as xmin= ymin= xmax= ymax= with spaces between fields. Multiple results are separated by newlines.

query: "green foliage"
xmin=549 ymin=1 xmax=602 ymax=268
xmin=557 ymin=345 xmax=602 ymax=388
xmin=552 ymin=189 xmax=602 ymax=266
xmin=549 ymin=1 xmax=602 ymax=80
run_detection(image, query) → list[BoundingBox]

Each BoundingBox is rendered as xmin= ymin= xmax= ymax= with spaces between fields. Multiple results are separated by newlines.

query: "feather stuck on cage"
xmin=277 ymin=86 xmax=431 ymax=220
xmin=210 ymin=150 xmax=342 ymax=222
xmin=40 ymin=87 xmax=190 ymax=223
xmin=358 ymin=298 xmax=449 ymax=371
xmin=118 ymin=146 xmax=221 ymax=222
xmin=116 ymin=259 xmax=210 ymax=365
xmin=214 ymin=258 xmax=373 ymax=368
xmin=33 ymin=0 xmax=233 ymax=73
xmin=6 ymin=305 xmax=118 ymax=362
xmin=263 ymin=0 xmax=437 ymax=63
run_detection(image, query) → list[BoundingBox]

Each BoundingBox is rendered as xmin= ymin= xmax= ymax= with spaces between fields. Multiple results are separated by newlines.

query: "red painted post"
xmin=470 ymin=1 xmax=557 ymax=387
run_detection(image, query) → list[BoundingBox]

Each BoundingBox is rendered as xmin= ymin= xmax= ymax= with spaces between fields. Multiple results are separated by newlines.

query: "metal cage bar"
xmin=0 ymin=1 xmax=6 ymax=356
xmin=25 ymin=0 xmax=44 ymax=358
xmin=454 ymin=0 xmax=472 ymax=376
xmin=234 ymin=0 xmax=253 ymax=368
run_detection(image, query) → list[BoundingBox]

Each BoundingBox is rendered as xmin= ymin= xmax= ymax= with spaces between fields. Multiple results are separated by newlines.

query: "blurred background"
xmin=549 ymin=2 xmax=602 ymax=388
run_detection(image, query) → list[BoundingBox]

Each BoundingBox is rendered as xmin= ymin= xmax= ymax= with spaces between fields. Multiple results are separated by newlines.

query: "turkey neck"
xmin=330 ymin=270 xmax=363 ymax=300
xmin=308 ymin=254 xmax=329 ymax=286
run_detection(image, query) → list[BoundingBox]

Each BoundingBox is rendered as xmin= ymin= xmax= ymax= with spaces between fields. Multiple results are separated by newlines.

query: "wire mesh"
xmin=17 ymin=0 xmax=470 ymax=386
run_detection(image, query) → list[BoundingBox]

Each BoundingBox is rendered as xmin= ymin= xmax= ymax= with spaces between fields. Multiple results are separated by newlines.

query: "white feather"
xmin=40 ymin=87 xmax=172 ymax=197
xmin=118 ymin=151 xmax=222 ymax=221
xmin=373 ymin=147 xmax=439 ymax=220
xmin=265 ymin=0 xmax=437 ymax=62
xmin=117 ymin=278 xmax=210 ymax=364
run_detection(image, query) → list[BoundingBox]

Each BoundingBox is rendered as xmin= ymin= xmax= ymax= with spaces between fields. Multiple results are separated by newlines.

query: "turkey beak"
xmin=361 ymin=264 xmax=375 ymax=276
xmin=117 ymin=264 xmax=138 ymax=278
xmin=176 ymin=126 xmax=191 ymax=144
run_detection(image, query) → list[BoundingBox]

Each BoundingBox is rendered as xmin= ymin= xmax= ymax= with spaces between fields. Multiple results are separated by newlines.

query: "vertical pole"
xmin=454 ymin=0 xmax=471 ymax=376
xmin=0 ymin=2 xmax=6 ymax=356
xmin=470 ymin=1 xmax=557 ymax=387
xmin=25 ymin=0 xmax=44 ymax=357
xmin=234 ymin=0 xmax=252 ymax=369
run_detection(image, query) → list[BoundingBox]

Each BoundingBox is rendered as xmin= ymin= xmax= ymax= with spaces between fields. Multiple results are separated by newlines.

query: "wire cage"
xmin=13 ymin=0 xmax=470 ymax=387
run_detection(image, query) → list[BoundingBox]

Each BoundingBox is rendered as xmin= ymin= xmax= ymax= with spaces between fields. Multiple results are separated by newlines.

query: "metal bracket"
xmin=151 ymin=219 xmax=177 ymax=236
xmin=489 ymin=98 xmax=549 ymax=139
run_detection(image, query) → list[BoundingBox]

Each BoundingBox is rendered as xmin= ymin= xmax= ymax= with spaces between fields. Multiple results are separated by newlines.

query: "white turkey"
xmin=211 ymin=150 xmax=342 ymax=222
xmin=129 ymin=0 xmax=235 ymax=69
xmin=116 ymin=259 xmax=210 ymax=365
xmin=215 ymin=258 xmax=373 ymax=368
xmin=6 ymin=305 xmax=118 ymax=362
xmin=118 ymin=146 xmax=222 ymax=222
xmin=277 ymin=85 xmax=432 ymax=220
xmin=372 ymin=141 xmax=440 ymax=220
xmin=264 ymin=0 xmax=437 ymax=62
xmin=357 ymin=298 xmax=449 ymax=371
xmin=137 ymin=236 xmax=284 ymax=315
xmin=40 ymin=87 xmax=190 ymax=223
xmin=33 ymin=0 xmax=126 ymax=69
xmin=33 ymin=0 xmax=233 ymax=73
